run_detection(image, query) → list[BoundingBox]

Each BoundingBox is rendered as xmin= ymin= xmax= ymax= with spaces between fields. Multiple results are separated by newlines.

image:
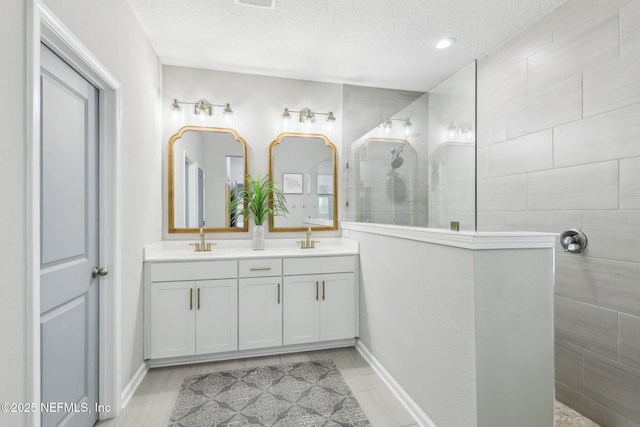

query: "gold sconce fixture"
xmin=169 ymin=98 xmax=234 ymax=123
xmin=281 ymin=107 xmax=336 ymax=131
xmin=380 ymin=117 xmax=412 ymax=137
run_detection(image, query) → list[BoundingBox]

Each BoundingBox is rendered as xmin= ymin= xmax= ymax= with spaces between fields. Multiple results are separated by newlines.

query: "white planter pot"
xmin=252 ymin=224 xmax=265 ymax=250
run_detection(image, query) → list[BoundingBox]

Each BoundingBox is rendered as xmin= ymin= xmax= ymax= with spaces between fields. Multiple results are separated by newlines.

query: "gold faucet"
xmin=297 ymin=226 xmax=317 ymax=249
xmin=190 ymin=227 xmax=215 ymax=252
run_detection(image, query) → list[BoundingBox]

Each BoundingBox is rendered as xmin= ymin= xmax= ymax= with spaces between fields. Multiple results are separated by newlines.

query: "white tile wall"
xmin=483 ymin=14 xmax=552 ymax=77
xmin=528 ymin=11 xmax=619 ymax=88
xmin=621 ymin=0 xmax=640 ymax=56
xmin=582 ymin=210 xmax=640 ymax=263
xmin=552 ymin=0 xmax=632 ymax=41
xmin=620 ymin=314 xmax=640 ymax=371
xmin=583 ymin=52 xmax=640 ymax=117
xmin=555 ymin=255 xmax=640 ymax=317
xmin=554 ymin=103 xmax=640 ymax=168
xmin=477 ymin=174 xmax=527 ymax=211
xmin=477 ymin=2 xmax=640 ymax=422
xmin=487 ymin=129 xmax=553 ymax=177
xmin=555 ymin=296 xmax=619 ymax=360
xmin=620 ymin=157 xmax=640 ymax=209
xmin=506 ymin=74 xmax=582 ymax=139
xmin=527 ymin=161 xmax=619 ymax=211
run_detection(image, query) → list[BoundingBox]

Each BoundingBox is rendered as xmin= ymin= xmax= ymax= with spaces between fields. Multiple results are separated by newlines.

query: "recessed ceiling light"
xmin=436 ymin=37 xmax=456 ymax=49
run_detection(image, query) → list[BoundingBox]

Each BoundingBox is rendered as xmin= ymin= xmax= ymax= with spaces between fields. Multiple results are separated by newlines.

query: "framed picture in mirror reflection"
xmin=282 ymin=173 xmax=303 ymax=194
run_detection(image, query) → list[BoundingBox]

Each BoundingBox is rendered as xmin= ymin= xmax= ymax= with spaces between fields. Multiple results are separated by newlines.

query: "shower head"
xmin=391 ymin=155 xmax=404 ymax=169
xmin=390 ymin=145 xmax=405 ymax=169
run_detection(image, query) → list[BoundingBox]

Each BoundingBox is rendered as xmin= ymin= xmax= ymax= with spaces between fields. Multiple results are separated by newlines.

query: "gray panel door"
xmin=40 ymin=44 xmax=99 ymax=427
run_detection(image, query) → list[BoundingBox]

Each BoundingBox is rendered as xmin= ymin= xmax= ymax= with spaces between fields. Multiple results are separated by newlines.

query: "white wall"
xmin=0 ymin=1 xmax=27 ymax=425
xmin=348 ymin=225 xmax=555 ymax=427
xmin=162 ymin=65 xmax=343 ymax=239
xmin=351 ymin=230 xmax=478 ymax=426
xmin=477 ymin=0 xmax=640 ymax=425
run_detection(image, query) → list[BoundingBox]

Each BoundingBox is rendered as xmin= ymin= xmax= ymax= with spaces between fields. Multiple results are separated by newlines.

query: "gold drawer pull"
xmin=277 ymin=283 xmax=281 ymax=304
xmin=322 ymin=281 xmax=325 ymax=301
xmin=189 ymin=288 xmax=193 ymax=310
xmin=197 ymin=288 xmax=201 ymax=310
xmin=250 ymin=267 xmax=272 ymax=271
xmin=315 ymin=281 xmax=319 ymax=301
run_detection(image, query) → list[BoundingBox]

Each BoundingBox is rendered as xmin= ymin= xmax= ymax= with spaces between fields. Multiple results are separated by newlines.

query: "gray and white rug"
xmin=169 ymin=359 xmax=371 ymax=427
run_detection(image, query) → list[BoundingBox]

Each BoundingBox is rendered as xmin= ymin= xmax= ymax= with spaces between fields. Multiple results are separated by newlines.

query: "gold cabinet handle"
xmin=189 ymin=288 xmax=193 ymax=310
xmin=277 ymin=283 xmax=281 ymax=304
xmin=315 ymin=281 xmax=319 ymax=301
xmin=250 ymin=267 xmax=272 ymax=271
xmin=322 ymin=280 xmax=325 ymax=301
xmin=197 ymin=288 xmax=201 ymax=310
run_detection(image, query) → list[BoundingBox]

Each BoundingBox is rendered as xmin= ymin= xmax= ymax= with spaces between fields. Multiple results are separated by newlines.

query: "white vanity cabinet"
xmin=238 ymin=258 xmax=283 ymax=351
xmin=146 ymin=260 xmax=237 ymax=359
xmin=283 ymin=256 xmax=356 ymax=346
xmin=143 ymin=241 xmax=359 ymax=366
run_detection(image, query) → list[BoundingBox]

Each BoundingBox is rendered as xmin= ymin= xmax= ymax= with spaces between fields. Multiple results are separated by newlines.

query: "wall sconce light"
xmin=281 ymin=107 xmax=336 ymax=131
xmin=169 ymin=98 xmax=234 ymax=123
xmin=447 ymin=122 xmax=474 ymax=142
xmin=379 ymin=117 xmax=412 ymax=137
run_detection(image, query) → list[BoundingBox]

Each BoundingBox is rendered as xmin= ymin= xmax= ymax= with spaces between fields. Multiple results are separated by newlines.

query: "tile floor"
xmin=95 ymin=347 xmax=599 ymax=427
xmin=95 ymin=347 xmax=418 ymax=427
xmin=555 ymin=400 xmax=601 ymax=427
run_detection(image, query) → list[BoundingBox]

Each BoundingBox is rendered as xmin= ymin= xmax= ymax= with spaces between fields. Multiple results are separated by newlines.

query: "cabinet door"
xmin=238 ymin=277 xmax=282 ymax=350
xmin=283 ymin=275 xmax=320 ymax=345
xmin=320 ymin=273 xmax=355 ymax=341
xmin=150 ymin=281 xmax=195 ymax=359
xmin=195 ymin=279 xmax=238 ymax=355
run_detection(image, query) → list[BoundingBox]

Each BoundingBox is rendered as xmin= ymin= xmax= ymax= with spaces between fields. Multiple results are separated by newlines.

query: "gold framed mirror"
xmin=269 ymin=133 xmax=338 ymax=232
xmin=168 ymin=126 xmax=248 ymax=233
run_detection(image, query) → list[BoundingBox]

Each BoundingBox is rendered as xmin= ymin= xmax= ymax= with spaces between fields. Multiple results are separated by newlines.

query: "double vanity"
xmin=143 ymin=238 xmax=359 ymax=367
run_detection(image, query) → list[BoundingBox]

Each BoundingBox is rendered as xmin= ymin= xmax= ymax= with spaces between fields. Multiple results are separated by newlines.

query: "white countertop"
xmin=143 ymin=238 xmax=359 ymax=262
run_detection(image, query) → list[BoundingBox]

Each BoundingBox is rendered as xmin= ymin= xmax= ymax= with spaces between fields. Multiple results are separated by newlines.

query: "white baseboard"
xmin=355 ymin=340 xmax=437 ymax=427
xmin=120 ymin=361 xmax=148 ymax=409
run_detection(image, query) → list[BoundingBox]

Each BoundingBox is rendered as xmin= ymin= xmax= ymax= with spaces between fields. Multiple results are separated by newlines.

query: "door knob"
xmin=91 ymin=266 xmax=109 ymax=278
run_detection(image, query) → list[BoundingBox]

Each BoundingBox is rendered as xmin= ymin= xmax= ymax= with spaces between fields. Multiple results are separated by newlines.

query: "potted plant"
xmin=229 ymin=174 xmax=288 ymax=250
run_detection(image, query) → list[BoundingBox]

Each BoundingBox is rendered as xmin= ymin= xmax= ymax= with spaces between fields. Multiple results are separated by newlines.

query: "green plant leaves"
xmin=228 ymin=174 xmax=289 ymax=226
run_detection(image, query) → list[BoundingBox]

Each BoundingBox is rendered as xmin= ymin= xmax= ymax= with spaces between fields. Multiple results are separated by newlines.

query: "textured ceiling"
xmin=126 ymin=0 xmax=566 ymax=91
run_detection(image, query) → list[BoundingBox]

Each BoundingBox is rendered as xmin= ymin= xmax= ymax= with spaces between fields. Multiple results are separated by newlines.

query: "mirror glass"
xmin=168 ymin=126 xmax=248 ymax=233
xmin=269 ymin=133 xmax=338 ymax=231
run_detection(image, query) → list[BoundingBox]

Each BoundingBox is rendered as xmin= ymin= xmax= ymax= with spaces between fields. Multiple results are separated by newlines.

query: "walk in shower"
xmin=344 ymin=61 xmax=476 ymax=230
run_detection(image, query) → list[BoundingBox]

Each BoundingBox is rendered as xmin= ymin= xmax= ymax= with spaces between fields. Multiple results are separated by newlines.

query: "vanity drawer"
xmin=239 ymin=258 xmax=282 ymax=278
xmin=284 ymin=256 xmax=356 ymax=276
xmin=150 ymin=260 xmax=237 ymax=282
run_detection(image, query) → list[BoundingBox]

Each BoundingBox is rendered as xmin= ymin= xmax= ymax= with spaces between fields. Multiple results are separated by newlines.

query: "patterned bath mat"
xmin=169 ymin=359 xmax=371 ymax=426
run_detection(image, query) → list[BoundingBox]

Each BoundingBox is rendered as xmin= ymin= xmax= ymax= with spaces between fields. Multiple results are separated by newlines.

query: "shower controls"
xmin=560 ymin=229 xmax=588 ymax=254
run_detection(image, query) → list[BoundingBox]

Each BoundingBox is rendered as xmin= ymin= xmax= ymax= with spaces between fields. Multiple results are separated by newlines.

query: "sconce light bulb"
xmin=403 ymin=118 xmax=412 ymax=136
xmin=169 ymin=99 xmax=182 ymax=111
xmin=281 ymin=108 xmax=291 ymax=130
xmin=447 ymin=123 xmax=456 ymax=140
